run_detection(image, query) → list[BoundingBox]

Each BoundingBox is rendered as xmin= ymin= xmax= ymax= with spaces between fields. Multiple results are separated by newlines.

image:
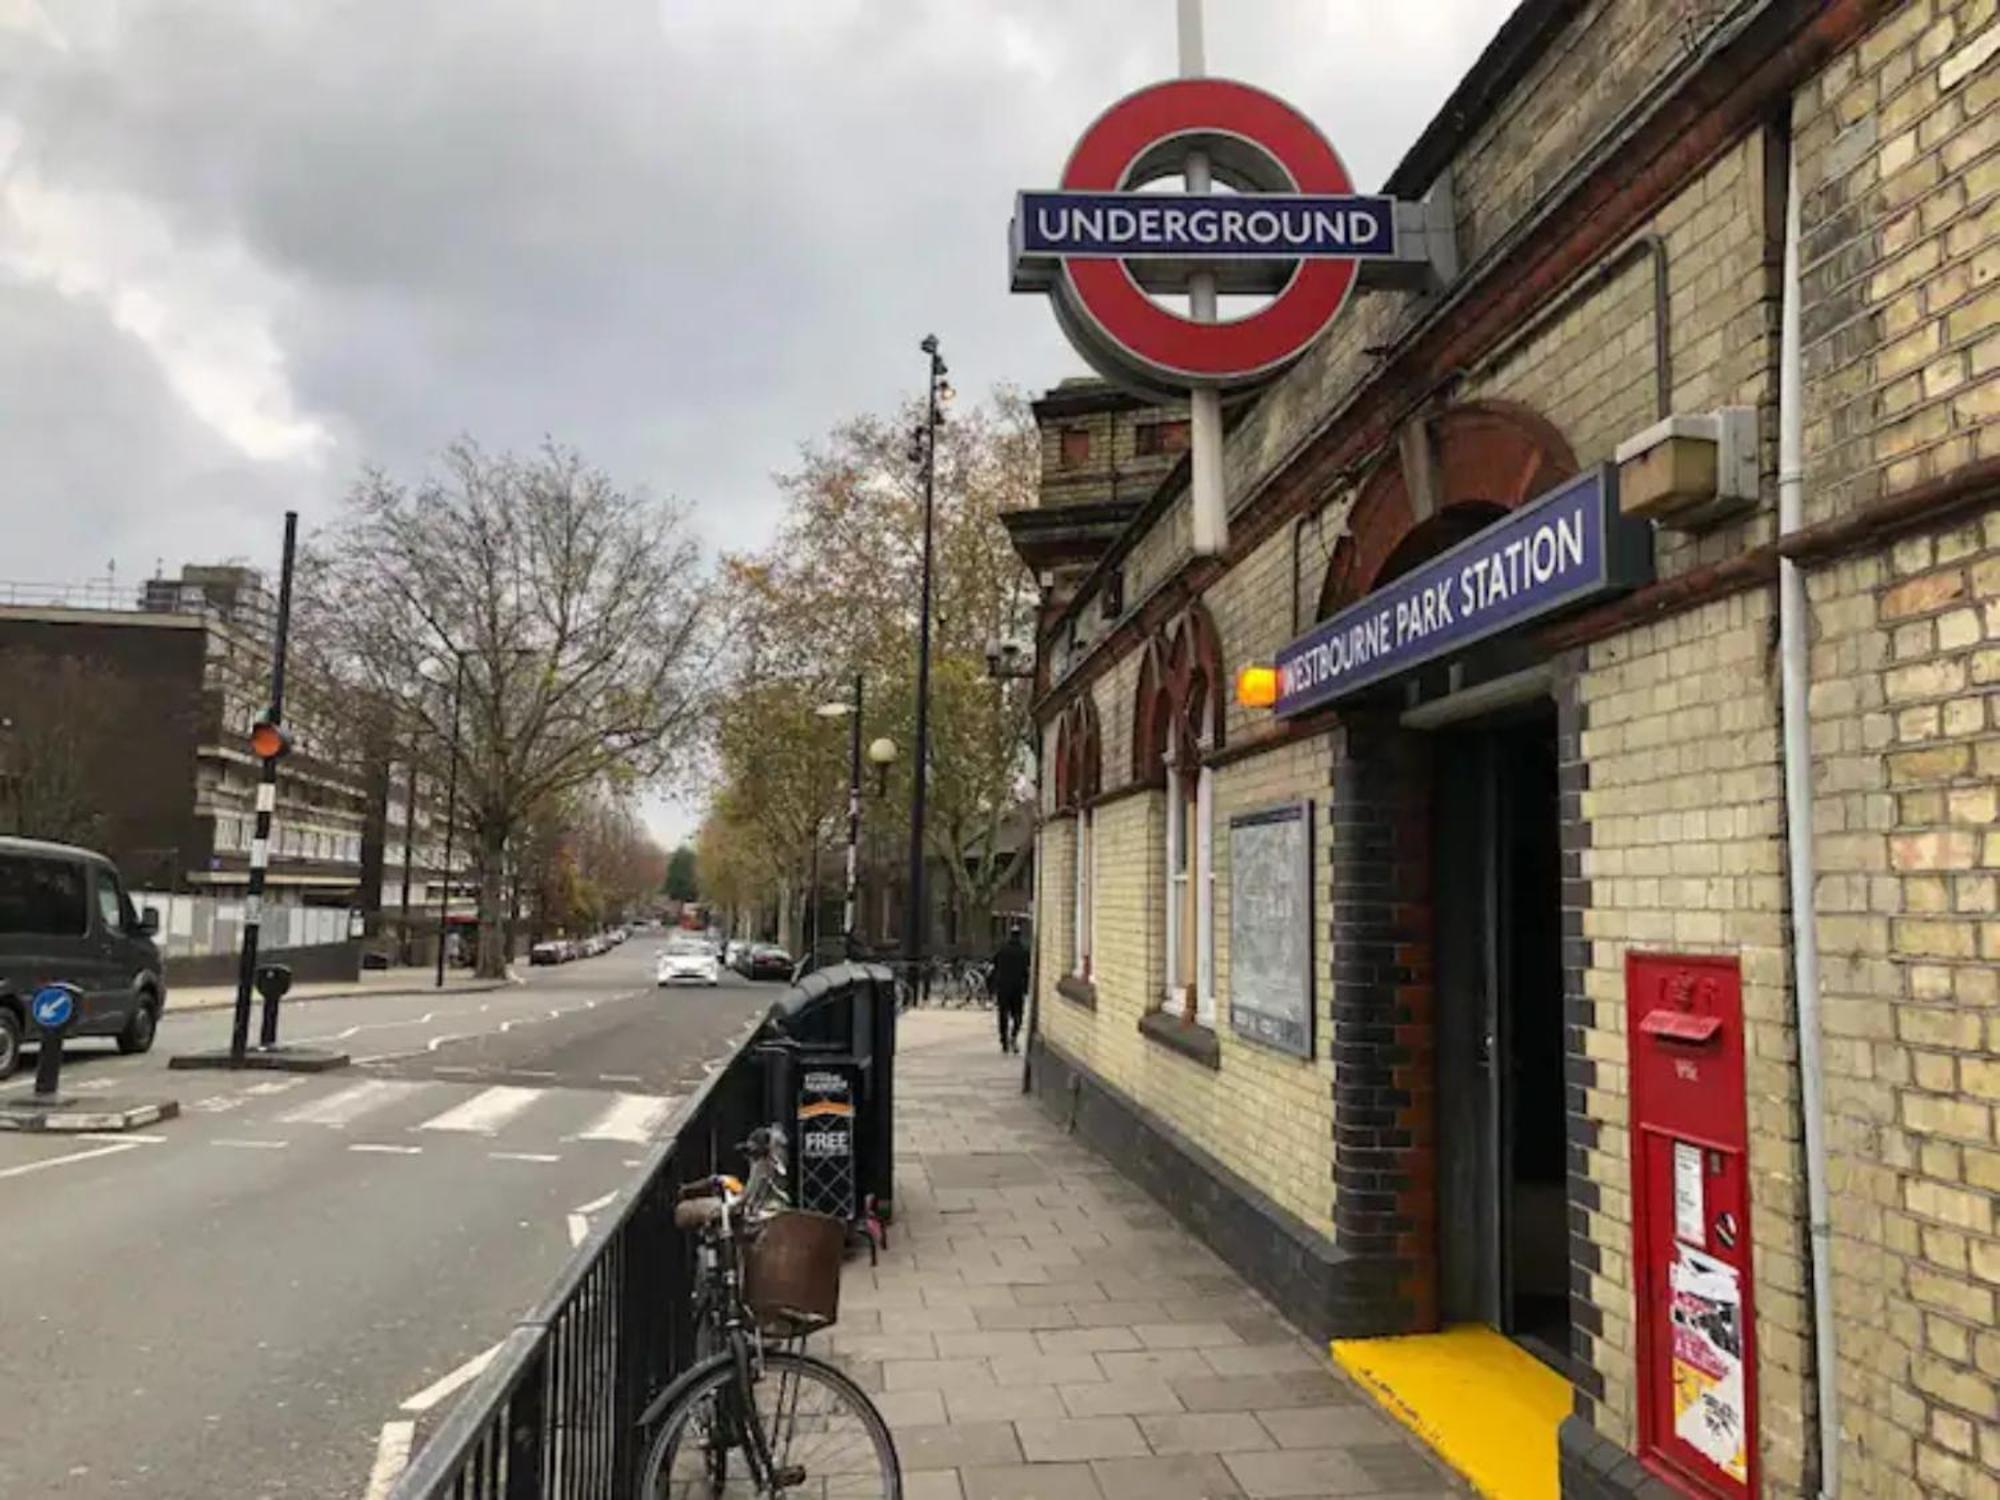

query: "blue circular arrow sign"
xmin=31 ymin=985 xmax=76 ymax=1031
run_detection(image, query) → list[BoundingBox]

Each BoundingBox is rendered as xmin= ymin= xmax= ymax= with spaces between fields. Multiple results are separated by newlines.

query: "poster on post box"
xmin=1670 ymin=1244 xmax=1748 ymax=1483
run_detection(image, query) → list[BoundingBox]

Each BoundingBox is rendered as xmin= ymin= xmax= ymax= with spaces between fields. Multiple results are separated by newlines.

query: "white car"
xmin=657 ymin=936 xmax=721 ymax=987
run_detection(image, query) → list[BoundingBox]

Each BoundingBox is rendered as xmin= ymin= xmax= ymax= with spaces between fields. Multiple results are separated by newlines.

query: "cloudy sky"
xmin=3 ymin=0 xmax=1514 ymax=835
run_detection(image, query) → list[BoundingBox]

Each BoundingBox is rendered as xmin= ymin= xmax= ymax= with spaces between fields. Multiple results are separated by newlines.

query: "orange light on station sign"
xmin=1235 ymin=664 xmax=1278 ymax=709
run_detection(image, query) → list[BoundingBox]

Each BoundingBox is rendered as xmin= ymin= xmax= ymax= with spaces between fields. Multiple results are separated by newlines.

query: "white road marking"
xmin=190 ymin=1095 xmax=248 ymax=1114
xmin=599 ymin=1073 xmax=643 ymax=1086
xmin=364 ymin=1420 xmax=415 ymax=1500
xmin=566 ymin=1212 xmax=590 ymax=1247
xmin=78 ymin=1132 xmax=169 ymax=1144
xmin=0 ymin=1139 xmax=147 ymax=1179
xmin=244 ymin=1078 xmax=308 ymax=1097
xmin=349 ymin=1143 xmax=423 ymax=1155
xmin=426 ymin=1032 xmax=468 ymax=1053
xmin=419 ymin=1086 xmax=540 ymax=1135
xmin=576 ymin=1092 xmax=677 ymax=1145
xmin=279 ymin=1079 xmax=419 ymax=1128
xmin=574 ymin=1188 xmax=619 ymax=1214
xmin=400 ymin=1343 xmax=501 ymax=1414
xmin=489 ymin=1151 xmax=561 ymax=1163
xmin=212 ymin=1138 xmax=289 ymax=1150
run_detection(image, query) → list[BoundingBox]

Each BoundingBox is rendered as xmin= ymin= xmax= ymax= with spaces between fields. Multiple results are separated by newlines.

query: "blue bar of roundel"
xmin=1273 ymin=467 xmax=1647 ymax=717
xmin=1017 ymin=192 xmax=1396 ymax=259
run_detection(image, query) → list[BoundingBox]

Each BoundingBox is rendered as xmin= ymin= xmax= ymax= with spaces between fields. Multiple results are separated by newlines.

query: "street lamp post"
xmin=903 ymin=335 xmax=948 ymax=996
xmin=434 ymin=651 xmax=467 ymax=989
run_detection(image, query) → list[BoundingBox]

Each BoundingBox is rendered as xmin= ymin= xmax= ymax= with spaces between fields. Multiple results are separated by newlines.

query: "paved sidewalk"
xmin=833 ymin=1010 xmax=1464 ymax=1500
xmin=167 ymin=964 xmax=519 ymax=1012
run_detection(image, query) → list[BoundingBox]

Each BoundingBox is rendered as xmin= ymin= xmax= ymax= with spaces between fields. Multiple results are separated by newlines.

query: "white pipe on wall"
xmin=1777 ymin=129 xmax=1841 ymax=1500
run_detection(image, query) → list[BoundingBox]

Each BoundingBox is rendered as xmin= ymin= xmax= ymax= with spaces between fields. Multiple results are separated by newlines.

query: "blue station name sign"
xmin=1014 ymin=191 xmax=1395 ymax=263
xmin=1275 ymin=466 xmax=1650 ymax=716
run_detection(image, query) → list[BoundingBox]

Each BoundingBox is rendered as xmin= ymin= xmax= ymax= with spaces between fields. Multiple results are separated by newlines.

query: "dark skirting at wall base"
xmin=1030 ymin=1035 xmax=1370 ymax=1344
xmin=1558 ymin=1416 xmax=1683 ymax=1500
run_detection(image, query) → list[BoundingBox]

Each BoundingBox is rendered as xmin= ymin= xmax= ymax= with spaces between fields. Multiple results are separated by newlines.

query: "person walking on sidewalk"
xmin=990 ymin=925 xmax=1029 ymax=1053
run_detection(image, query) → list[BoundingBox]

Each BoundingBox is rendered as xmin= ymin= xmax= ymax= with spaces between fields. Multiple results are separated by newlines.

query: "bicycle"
xmin=636 ymin=1127 xmax=901 ymax=1499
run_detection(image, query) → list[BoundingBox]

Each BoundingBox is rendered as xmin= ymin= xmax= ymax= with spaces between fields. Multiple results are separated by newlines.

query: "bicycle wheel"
xmin=640 ymin=1348 xmax=900 ymax=1500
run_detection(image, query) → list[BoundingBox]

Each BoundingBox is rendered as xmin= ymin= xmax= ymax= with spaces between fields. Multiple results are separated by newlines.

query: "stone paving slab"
xmin=822 ymin=1010 xmax=1466 ymax=1500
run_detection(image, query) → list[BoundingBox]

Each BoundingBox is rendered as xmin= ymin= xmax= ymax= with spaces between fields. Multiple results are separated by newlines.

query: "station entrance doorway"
xmin=1431 ymin=701 xmax=1568 ymax=1369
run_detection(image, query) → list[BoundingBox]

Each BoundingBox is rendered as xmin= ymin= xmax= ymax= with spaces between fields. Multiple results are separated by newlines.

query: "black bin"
xmin=762 ymin=962 xmax=896 ymax=1226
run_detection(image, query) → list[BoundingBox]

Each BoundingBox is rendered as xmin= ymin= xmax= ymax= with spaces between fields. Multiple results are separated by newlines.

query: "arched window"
xmin=1132 ymin=605 xmax=1225 ymax=1027
xmin=1054 ymin=695 xmax=1102 ymax=979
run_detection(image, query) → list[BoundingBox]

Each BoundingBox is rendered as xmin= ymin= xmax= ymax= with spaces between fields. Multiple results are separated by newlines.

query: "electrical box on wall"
xmin=1626 ymin=952 xmax=1757 ymax=1499
xmin=1614 ymin=407 xmax=1759 ymax=529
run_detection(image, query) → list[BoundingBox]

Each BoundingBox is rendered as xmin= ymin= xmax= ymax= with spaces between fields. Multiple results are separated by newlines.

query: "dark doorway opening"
xmin=1432 ymin=702 xmax=1568 ymax=1370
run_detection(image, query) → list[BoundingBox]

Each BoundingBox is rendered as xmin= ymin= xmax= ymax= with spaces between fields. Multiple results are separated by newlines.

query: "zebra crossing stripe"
xmin=279 ymin=1079 xmax=422 ymax=1128
xmin=418 ymin=1086 xmax=541 ymax=1135
xmin=577 ymin=1093 xmax=678 ymax=1145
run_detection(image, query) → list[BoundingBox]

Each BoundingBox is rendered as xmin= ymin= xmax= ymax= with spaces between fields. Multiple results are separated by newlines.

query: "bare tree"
xmin=298 ymin=441 xmax=709 ymax=976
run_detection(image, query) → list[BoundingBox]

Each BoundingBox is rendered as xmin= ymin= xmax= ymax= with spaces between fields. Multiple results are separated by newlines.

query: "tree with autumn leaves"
xmin=700 ymin=388 xmax=1037 ymax=951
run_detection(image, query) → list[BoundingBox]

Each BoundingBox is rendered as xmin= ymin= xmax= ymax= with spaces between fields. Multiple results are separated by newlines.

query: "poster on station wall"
xmin=1228 ymin=802 xmax=1313 ymax=1058
xmin=1670 ymin=1243 xmax=1749 ymax=1483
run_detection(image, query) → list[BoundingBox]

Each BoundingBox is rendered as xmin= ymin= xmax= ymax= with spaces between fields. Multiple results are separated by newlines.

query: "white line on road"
xmin=426 ymin=1032 xmax=468 ymax=1053
xmin=349 ymin=1143 xmax=423 ymax=1155
xmin=400 ymin=1343 xmax=501 ymax=1414
xmin=280 ymin=1079 xmax=419 ymax=1127
xmin=576 ymin=1092 xmax=677 ymax=1145
xmin=574 ymin=1188 xmax=619 ymax=1214
xmin=78 ymin=1132 xmax=169 ymax=1144
xmin=418 ymin=1086 xmax=540 ymax=1135
xmin=364 ymin=1420 xmax=415 ymax=1500
xmin=489 ymin=1151 xmax=561 ymax=1163
xmin=244 ymin=1078 xmax=308 ymax=1097
xmin=212 ymin=1138 xmax=289 ymax=1150
xmin=566 ymin=1212 xmax=590 ymax=1247
xmin=599 ymin=1073 xmax=643 ymax=1086
xmin=0 ymin=1139 xmax=148 ymax=1179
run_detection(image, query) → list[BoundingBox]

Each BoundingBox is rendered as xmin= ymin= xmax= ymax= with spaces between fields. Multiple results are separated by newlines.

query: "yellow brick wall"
xmin=1803 ymin=507 xmax=2000 ymax=1499
xmin=1571 ymin=590 xmax=1813 ymax=1487
xmin=1795 ymin=0 xmax=1999 ymax=526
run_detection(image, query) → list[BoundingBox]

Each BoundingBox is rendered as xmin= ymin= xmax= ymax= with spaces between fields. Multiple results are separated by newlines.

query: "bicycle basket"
xmin=741 ymin=1209 xmax=845 ymax=1335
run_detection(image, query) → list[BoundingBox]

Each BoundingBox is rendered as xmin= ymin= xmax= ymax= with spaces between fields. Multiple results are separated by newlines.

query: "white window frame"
xmin=1195 ymin=762 xmax=1215 ymax=1028
xmin=1072 ymin=809 xmax=1093 ymax=978
xmin=1165 ymin=749 xmax=1185 ymax=1008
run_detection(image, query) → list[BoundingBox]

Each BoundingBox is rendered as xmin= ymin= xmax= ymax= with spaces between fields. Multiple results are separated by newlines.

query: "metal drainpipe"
xmin=1778 ymin=127 xmax=1840 ymax=1500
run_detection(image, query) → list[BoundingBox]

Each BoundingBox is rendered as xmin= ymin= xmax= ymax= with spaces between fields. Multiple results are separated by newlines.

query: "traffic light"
xmin=249 ymin=715 xmax=292 ymax=761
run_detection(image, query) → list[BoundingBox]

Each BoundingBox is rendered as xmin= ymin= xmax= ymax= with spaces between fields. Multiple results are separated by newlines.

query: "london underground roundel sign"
xmin=1011 ymin=77 xmax=1397 ymax=395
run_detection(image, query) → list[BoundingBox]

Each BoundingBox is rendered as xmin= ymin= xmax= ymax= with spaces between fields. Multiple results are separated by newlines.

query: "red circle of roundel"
xmin=1059 ymin=77 xmax=1358 ymax=387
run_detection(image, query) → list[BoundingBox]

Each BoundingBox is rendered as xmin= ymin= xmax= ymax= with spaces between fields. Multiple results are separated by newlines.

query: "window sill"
xmin=1056 ymin=974 xmax=1098 ymax=1010
xmin=1139 ymin=1009 xmax=1220 ymax=1069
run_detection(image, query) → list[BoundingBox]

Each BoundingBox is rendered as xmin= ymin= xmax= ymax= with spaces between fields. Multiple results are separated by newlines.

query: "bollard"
xmin=29 ymin=983 xmax=81 ymax=1101
xmin=255 ymin=963 xmax=294 ymax=1049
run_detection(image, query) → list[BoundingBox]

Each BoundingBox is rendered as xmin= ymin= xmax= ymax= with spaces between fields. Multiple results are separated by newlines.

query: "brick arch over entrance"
xmin=1316 ymin=400 xmax=1576 ymax=620
xmin=1319 ymin=400 xmax=1574 ymax=1338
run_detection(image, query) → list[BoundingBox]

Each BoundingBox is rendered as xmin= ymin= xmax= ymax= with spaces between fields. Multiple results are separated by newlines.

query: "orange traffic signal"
xmin=249 ymin=718 xmax=292 ymax=761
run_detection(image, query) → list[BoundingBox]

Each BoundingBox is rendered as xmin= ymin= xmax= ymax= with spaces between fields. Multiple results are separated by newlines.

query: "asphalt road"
xmin=0 ymin=940 xmax=776 ymax=1500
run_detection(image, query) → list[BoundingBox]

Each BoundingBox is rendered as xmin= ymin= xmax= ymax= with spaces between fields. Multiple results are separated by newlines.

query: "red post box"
xmin=1626 ymin=951 xmax=1757 ymax=1498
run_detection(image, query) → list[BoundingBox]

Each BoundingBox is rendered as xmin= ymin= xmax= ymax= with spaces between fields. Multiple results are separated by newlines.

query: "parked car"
xmin=656 ymin=936 xmax=721 ymax=987
xmin=0 ymin=837 xmax=166 ymax=1078
xmin=723 ymin=939 xmax=750 ymax=972
xmin=742 ymin=944 xmax=795 ymax=982
xmin=529 ymin=939 xmax=568 ymax=965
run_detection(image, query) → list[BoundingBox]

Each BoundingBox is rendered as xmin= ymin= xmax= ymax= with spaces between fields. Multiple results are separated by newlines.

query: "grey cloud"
xmin=2 ymin=0 xmax=1512 ymax=584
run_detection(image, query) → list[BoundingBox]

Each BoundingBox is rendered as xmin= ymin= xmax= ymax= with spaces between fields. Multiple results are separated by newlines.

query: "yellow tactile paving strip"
xmin=1331 ymin=1324 xmax=1570 ymax=1498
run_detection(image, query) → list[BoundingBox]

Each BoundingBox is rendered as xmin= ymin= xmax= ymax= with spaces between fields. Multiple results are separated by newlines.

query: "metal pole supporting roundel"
xmin=842 ymin=671 xmax=863 ymax=955
xmin=1176 ymin=0 xmax=1228 ymax=558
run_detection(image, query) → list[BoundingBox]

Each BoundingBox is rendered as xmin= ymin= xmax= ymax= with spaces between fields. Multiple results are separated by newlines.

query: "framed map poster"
xmin=1228 ymin=801 xmax=1314 ymax=1057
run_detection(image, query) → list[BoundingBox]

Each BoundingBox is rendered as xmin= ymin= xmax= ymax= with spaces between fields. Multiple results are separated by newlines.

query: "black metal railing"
xmin=389 ymin=1031 xmax=768 ymax=1499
